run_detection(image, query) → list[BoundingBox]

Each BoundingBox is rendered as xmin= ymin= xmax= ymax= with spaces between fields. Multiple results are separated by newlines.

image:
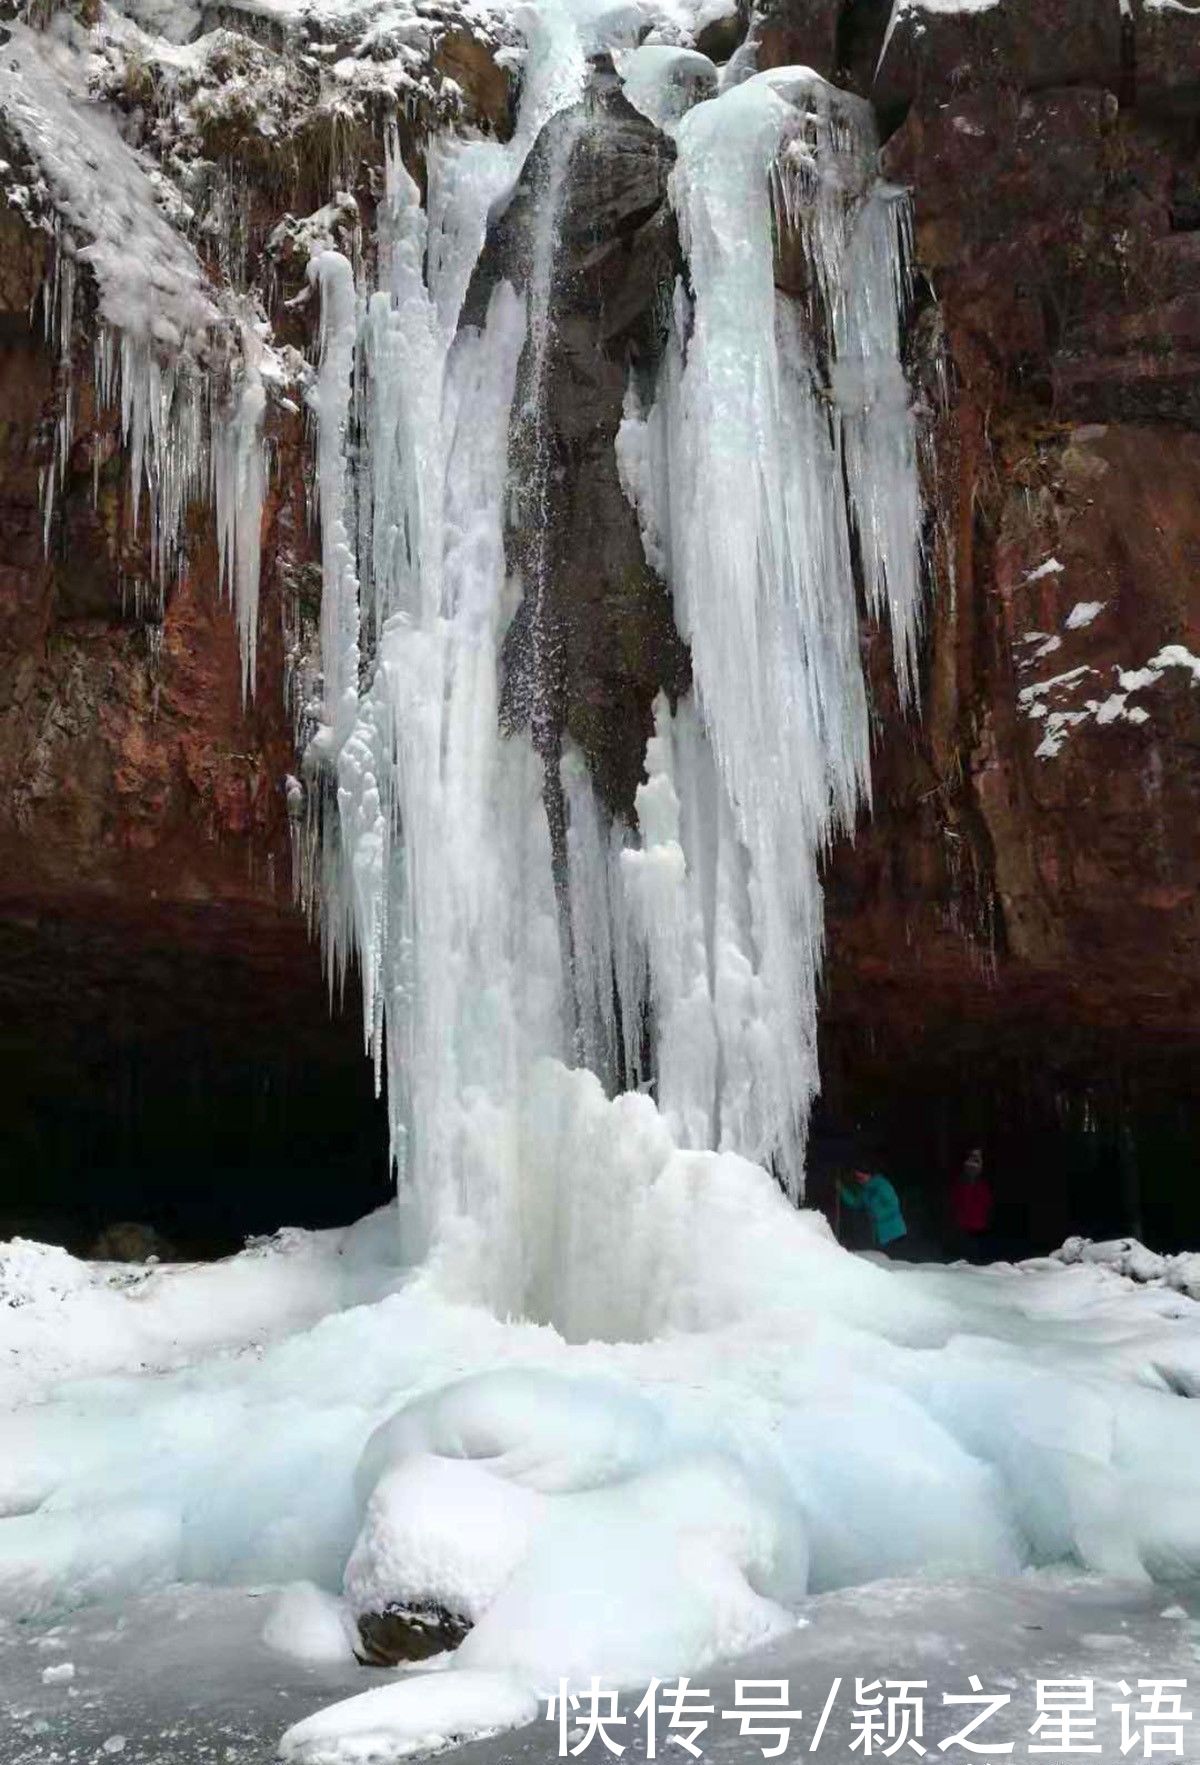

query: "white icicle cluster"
xmin=613 ymin=64 xmax=922 ymax=1192
xmin=300 ymin=23 xmax=922 ymax=1301
xmin=5 ymin=21 xmax=269 ymax=695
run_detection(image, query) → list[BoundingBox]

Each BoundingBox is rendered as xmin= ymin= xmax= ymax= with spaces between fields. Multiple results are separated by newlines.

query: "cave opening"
xmin=0 ymin=903 xmax=392 ymax=1260
xmin=815 ymin=1014 xmax=1200 ymax=1261
xmin=5 ymin=901 xmax=1196 ymax=1270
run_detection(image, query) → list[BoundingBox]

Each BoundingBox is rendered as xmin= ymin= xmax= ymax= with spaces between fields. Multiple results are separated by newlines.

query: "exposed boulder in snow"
xmin=343 ymin=1451 xmax=545 ymax=1652
xmin=355 ymin=1601 xmax=473 ymax=1665
xmin=89 ymin=1222 xmax=177 ymax=1262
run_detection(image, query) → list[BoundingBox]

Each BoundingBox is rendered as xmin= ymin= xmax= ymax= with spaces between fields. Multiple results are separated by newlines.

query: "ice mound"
xmin=1049 ymin=1235 xmax=1200 ymax=1301
xmin=263 ymin=1582 xmax=359 ymax=1665
xmin=344 ymin=1370 xmax=807 ymax=1682
xmin=344 ymin=1452 xmax=548 ymax=1630
xmin=5 ymin=1131 xmax=1200 ymax=1639
xmin=352 ymin=1368 xmax=665 ymax=1505
xmin=420 ymin=1060 xmax=958 ymax=1348
xmin=4 ymin=1142 xmax=1200 ymax=1765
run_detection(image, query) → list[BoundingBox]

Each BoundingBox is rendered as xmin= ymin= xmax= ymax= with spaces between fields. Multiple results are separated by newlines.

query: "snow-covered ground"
xmin=3 ymin=1562 xmax=1198 ymax=1762
xmin=4 ymin=1201 xmax=1200 ymax=1762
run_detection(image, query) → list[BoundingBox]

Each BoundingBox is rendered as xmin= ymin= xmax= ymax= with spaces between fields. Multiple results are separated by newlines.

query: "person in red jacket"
xmin=948 ymin=1146 xmax=994 ymax=1263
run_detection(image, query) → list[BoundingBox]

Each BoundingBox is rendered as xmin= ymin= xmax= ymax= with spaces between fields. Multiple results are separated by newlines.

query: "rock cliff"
xmin=1 ymin=0 xmax=1197 ymax=1244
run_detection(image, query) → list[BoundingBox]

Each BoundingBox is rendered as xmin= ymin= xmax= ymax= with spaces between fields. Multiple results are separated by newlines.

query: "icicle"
xmin=213 ymin=344 xmax=267 ymax=700
xmin=306 ymin=251 xmax=362 ymax=759
xmin=615 ymin=66 xmax=923 ymax=1194
xmin=561 ymin=748 xmax=645 ymax=1093
xmin=38 ymin=239 xmax=77 ymax=552
xmin=9 ymin=21 xmax=268 ymax=688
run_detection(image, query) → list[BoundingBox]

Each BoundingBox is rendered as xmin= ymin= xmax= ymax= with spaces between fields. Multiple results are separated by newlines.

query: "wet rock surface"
xmin=484 ymin=67 xmax=691 ymax=813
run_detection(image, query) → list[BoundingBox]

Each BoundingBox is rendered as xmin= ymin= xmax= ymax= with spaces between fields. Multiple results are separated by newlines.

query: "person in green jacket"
xmin=838 ymin=1166 xmax=908 ymax=1258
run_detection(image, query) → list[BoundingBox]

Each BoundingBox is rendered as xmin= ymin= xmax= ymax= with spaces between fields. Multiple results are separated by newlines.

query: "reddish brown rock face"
xmin=0 ymin=196 xmax=390 ymax=1251
xmin=0 ymin=195 xmax=303 ymax=908
xmin=1 ymin=1 xmax=1198 ymax=1251
xmin=815 ymin=4 xmax=1200 ymax=1238
xmin=874 ymin=0 xmax=1125 ymax=118
xmin=985 ymin=424 xmax=1200 ymax=999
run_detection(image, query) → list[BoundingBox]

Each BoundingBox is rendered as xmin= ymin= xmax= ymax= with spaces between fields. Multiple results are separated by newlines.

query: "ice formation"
xmin=3 ymin=21 xmax=268 ymax=689
xmin=262 ymin=1582 xmax=360 ymax=1665
xmin=299 ymin=35 xmax=922 ymax=1253
xmin=616 ymin=64 xmax=921 ymax=1186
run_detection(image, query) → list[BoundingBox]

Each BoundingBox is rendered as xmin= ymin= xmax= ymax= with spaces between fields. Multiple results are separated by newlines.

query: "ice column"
xmin=302 ymin=34 xmax=596 ymax=1301
xmin=213 ymin=348 xmax=267 ymax=699
xmin=620 ymin=67 xmax=922 ymax=1193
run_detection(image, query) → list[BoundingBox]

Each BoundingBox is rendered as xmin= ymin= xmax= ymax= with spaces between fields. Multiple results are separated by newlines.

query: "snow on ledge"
xmin=1 ymin=24 xmax=217 ymax=351
xmin=1017 ymin=644 xmax=1200 ymax=759
xmin=1064 ymin=599 xmax=1105 ymax=630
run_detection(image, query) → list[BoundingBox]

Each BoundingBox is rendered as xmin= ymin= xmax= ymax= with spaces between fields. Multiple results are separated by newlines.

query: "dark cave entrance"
xmin=0 ymin=903 xmax=392 ymax=1260
xmin=4 ymin=899 xmax=1196 ymax=1270
xmin=815 ymin=1014 xmax=1200 ymax=1262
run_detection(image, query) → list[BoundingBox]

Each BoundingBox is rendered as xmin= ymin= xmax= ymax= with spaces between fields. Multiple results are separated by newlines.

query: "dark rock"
xmin=1133 ymin=0 xmax=1200 ymax=118
xmin=749 ymin=0 xmax=840 ymax=79
xmin=89 ymin=1222 xmax=176 ymax=1262
xmin=356 ymin=1602 xmax=472 ymax=1667
xmin=834 ymin=0 xmax=894 ymax=97
xmin=695 ymin=1 xmax=748 ymax=63
xmin=874 ymin=0 xmax=1124 ymax=117
xmin=482 ymin=68 xmax=691 ymax=817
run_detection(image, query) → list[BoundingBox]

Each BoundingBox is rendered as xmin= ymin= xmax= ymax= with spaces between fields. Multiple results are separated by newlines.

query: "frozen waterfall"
xmin=301 ymin=28 xmax=922 ymax=1316
xmin=10 ymin=21 xmax=1200 ymax=1747
xmin=617 ymin=63 xmax=922 ymax=1189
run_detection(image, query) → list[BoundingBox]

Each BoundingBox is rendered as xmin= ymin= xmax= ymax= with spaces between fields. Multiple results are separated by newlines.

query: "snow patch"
xmin=1016 ymin=632 xmax=1062 ymax=665
xmin=262 ymin=1583 xmax=360 ymax=1665
xmin=1065 ymin=600 xmax=1105 ymax=630
xmin=1018 ymin=644 xmax=1200 ymax=758
xmin=1051 ymin=1236 xmax=1200 ymax=1303
xmin=278 ymin=1670 xmax=541 ymax=1765
xmin=1016 ymin=665 xmax=1096 ymax=706
xmin=1024 ymin=556 xmax=1065 ymax=584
